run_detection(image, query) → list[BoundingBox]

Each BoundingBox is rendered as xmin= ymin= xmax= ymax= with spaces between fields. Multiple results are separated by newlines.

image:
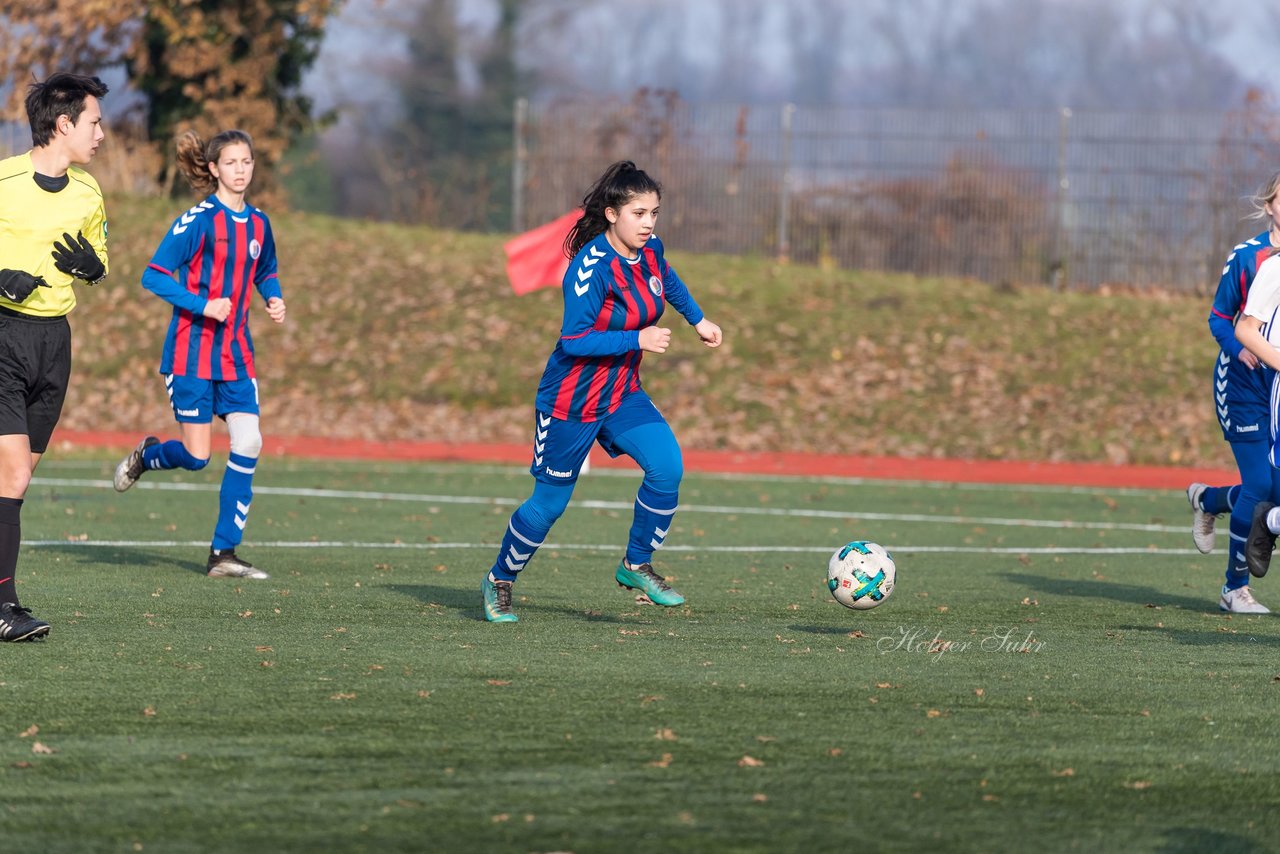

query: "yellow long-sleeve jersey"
xmin=0 ymin=152 xmax=107 ymax=317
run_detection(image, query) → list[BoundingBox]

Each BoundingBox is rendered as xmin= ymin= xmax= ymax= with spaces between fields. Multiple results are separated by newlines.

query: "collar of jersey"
xmin=596 ymin=234 xmax=643 ymax=266
xmin=206 ymin=192 xmax=251 ymax=224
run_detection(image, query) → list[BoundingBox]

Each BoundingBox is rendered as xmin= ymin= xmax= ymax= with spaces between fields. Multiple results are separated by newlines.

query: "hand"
xmin=694 ymin=318 xmax=723 ymax=348
xmin=638 ymin=325 xmax=672 ymax=353
xmin=51 ymin=231 xmax=106 ymax=283
xmin=0 ymin=269 xmax=49 ymax=303
xmin=265 ymin=296 xmax=286 ymax=324
xmin=1240 ymin=349 xmax=1262 ymax=369
xmin=202 ymin=297 xmax=232 ymax=322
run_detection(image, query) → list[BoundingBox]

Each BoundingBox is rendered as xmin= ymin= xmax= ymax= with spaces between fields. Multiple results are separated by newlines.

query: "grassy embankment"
xmin=67 ymin=195 xmax=1216 ymax=468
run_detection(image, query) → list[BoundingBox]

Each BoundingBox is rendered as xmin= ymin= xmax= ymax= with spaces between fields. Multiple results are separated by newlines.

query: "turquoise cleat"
xmin=615 ymin=559 xmax=685 ymax=607
xmin=482 ymin=575 xmax=518 ymax=623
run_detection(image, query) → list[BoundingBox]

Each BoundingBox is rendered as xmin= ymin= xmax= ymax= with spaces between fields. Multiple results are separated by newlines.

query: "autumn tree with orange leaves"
xmin=0 ymin=0 xmax=339 ymax=202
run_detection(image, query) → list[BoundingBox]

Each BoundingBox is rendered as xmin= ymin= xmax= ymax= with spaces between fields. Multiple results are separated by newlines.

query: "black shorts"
xmin=0 ymin=306 xmax=71 ymax=454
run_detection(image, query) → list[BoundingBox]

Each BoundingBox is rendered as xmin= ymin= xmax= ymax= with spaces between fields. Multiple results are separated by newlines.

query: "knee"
xmin=1241 ymin=472 xmax=1273 ymax=504
xmin=644 ymin=454 xmax=683 ymax=494
xmin=187 ymin=455 xmax=210 ymax=472
xmin=523 ymin=482 xmax=574 ymax=530
xmin=227 ymin=416 xmax=263 ymax=458
xmin=0 ymin=466 xmax=31 ymax=499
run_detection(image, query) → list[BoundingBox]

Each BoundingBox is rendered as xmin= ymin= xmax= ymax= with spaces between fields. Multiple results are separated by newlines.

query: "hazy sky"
xmin=304 ymin=0 xmax=1280 ymax=114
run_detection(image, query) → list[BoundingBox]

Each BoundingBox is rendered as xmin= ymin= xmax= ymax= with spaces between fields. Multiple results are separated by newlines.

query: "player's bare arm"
xmin=1235 ymin=316 xmax=1280 ymax=372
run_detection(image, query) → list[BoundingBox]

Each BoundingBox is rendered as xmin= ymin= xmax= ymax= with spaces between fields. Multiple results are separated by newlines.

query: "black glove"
xmin=0 ymin=269 xmax=49 ymax=303
xmin=51 ymin=231 xmax=106 ymax=284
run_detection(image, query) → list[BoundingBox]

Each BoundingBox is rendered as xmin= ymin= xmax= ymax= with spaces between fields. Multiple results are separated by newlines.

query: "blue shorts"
xmin=165 ymin=374 xmax=259 ymax=424
xmin=529 ymin=389 xmax=666 ymax=485
xmin=1215 ymin=350 xmax=1270 ymax=443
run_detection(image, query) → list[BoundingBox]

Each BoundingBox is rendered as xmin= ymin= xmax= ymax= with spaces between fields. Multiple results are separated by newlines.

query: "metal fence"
xmin=514 ymin=95 xmax=1280 ymax=291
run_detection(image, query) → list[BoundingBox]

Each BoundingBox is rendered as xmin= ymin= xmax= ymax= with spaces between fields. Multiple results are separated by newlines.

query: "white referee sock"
xmin=1267 ymin=506 xmax=1280 ymax=535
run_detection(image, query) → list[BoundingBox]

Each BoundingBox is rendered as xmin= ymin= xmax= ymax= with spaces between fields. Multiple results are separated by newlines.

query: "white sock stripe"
xmin=650 ymin=538 xmax=664 ymax=550
xmin=227 ymin=461 xmax=256 ymax=475
xmin=234 ymin=516 xmax=247 ymax=530
xmin=1269 ymin=507 xmax=1280 ymax=535
xmin=236 ymin=501 xmax=251 ymax=514
xmin=635 ymin=497 xmax=678 ymax=516
xmin=507 ymin=521 xmax=544 ymax=548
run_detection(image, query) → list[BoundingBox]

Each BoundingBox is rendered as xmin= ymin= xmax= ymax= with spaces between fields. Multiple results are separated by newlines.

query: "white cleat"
xmin=206 ymin=550 xmax=270 ymax=580
xmin=114 ymin=436 xmax=159 ymax=492
xmin=1219 ymin=585 xmax=1270 ymax=614
xmin=1187 ymin=483 xmax=1216 ymax=554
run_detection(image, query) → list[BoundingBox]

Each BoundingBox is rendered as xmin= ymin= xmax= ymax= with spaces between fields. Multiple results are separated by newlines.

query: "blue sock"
xmin=212 ymin=452 xmax=256 ymax=552
xmin=1226 ymin=508 xmax=1252 ymax=591
xmin=489 ymin=506 xmax=547 ymax=583
xmin=488 ymin=481 xmax=572 ymax=583
xmin=626 ymin=482 xmax=678 ymax=566
xmin=144 ymin=439 xmax=209 ymax=472
xmin=1199 ymin=484 xmax=1239 ymax=516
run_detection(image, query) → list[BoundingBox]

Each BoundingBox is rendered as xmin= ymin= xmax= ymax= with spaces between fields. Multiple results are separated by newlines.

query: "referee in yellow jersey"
xmin=0 ymin=72 xmax=109 ymax=642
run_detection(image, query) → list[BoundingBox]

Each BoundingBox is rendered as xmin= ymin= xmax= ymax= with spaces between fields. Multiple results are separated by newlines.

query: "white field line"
xmin=31 ymin=477 xmax=1189 ymax=535
xmin=22 ymin=539 xmax=1201 ymax=556
xmin=33 ymin=459 xmax=1182 ymax=496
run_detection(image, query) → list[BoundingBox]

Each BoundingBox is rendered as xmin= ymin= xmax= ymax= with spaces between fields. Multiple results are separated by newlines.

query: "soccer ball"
xmin=827 ymin=540 xmax=896 ymax=610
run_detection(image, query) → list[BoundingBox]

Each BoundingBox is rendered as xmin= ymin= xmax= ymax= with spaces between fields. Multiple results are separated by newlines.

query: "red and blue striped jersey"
xmin=535 ymin=233 xmax=703 ymax=421
xmin=141 ymin=194 xmax=282 ymax=380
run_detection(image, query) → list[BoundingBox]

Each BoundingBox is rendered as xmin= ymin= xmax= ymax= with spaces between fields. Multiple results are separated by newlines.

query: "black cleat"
xmin=0 ymin=603 xmax=50 ymax=642
xmin=1246 ymin=501 xmax=1278 ymax=578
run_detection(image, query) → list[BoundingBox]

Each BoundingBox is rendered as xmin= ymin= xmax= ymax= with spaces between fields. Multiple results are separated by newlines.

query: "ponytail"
xmin=175 ymin=129 xmax=255 ymax=196
xmin=563 ymin=160 xmax=662 ymax=258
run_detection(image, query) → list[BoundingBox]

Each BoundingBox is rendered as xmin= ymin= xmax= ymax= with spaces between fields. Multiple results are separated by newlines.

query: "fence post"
xmin=512 ymin=97 xmax=528 ymax=233
xmin=777 ymin=103 xmax=795 ymax=261
xmin=1051 ymin=106 xmax=1071 ymax=290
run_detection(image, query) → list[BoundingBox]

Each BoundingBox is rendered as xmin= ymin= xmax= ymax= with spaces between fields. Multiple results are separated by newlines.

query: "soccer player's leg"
xmin=1226 ymin=440 xmax=1273 ymax=612
xmin=600 ymin=393 xmax=685 ymax=607
xmin=115 ymin=374 xmax=212 ymax=492
xmin=482 ymin=411 xmax=591 ymax=622
xmin=1187 ymin=482 xmax=1239 ymax=554
xmin=0 ymin=314 xmax=68 ymax=640
xmin=0 ymin=435 xmax=46 ymax=641
xmin=1217 ymin=359 xmax=1272 ymax=611
xmin=206 ymin=380 xmax=267 ymax=580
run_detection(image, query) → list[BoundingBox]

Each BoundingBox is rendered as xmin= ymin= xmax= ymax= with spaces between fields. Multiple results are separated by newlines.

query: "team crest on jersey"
xmin=249 ymin=239 xmax=261 ymax=260
xmin=647 ymin=275 xmax=663 ymax=297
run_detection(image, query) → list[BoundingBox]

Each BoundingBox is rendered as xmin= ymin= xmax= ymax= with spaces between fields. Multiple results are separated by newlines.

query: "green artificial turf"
xmin=2 ymin=458 xmax=1277 ymax=852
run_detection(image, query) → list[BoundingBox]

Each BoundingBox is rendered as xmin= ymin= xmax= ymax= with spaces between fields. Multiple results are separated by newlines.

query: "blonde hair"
xmin=1248 ymin=171 xmax=1280 ymax=221
xmin=175 ymin=129 xmax=254 ymax=196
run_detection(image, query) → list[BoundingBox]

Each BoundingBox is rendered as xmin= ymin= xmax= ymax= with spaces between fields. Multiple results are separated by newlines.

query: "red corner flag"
xmin=504 ymin=210 xmax=580 ymax=295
